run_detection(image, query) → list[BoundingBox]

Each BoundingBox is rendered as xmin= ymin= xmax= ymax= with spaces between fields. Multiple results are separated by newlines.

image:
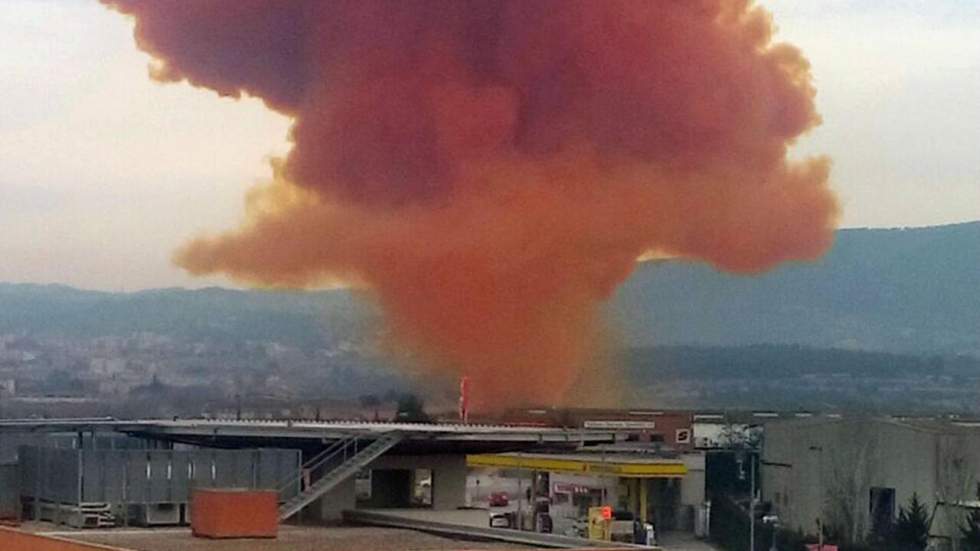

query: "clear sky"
xmin=1 ymin=0 xmax=978 ymax=291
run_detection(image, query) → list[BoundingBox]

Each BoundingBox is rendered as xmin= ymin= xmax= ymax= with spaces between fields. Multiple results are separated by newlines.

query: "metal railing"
xmin=278 ymin=432 xmax=403 ymax=520
xmin=276 ymin=435 xmax=360 ymax=498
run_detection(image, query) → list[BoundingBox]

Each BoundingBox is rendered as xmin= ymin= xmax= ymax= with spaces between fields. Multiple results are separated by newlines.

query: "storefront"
xmin=467 ymin=450 xmax=706 ymax=541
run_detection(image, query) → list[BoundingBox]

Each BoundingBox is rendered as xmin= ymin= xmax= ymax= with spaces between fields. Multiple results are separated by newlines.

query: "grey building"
xmin=762 ymin=417 xmax=980 ymax=549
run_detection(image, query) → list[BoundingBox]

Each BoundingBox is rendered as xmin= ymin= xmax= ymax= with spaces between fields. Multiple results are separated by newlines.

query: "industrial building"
xmin=0 ymin=415 xmax=723 ymax=549
xmin=762 ymin=416 xmax=980 ymax=550
xmin=0 ymin=418 xmax=649 ymax=547
xmin=495 ymin=408 xmax=697 ymax=451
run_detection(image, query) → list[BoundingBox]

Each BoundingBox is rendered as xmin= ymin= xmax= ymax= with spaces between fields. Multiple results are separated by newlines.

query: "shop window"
xmin=412 ymin=468 xmax=432 ymax=507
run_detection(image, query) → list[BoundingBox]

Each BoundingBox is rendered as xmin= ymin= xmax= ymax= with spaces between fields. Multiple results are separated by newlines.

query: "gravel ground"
xmin=61 ymin=526 xmax=532 ymax=551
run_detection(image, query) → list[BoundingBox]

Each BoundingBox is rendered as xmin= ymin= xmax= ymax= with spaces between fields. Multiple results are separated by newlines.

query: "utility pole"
xmin=817 ymin=518 xmax=823 ymax=551
xmin=749 ymin=453 xmax=756 ymax=551
xmin=809 ymin=445 xmax=824 ymax=551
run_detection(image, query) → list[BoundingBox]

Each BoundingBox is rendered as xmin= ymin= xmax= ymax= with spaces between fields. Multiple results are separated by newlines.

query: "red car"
xmin=488 ymin=492 xmax=509 ymax=507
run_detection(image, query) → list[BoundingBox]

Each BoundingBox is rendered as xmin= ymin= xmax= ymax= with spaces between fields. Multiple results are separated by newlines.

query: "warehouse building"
xmin=762 ymin=416 xmax=980 ymax=549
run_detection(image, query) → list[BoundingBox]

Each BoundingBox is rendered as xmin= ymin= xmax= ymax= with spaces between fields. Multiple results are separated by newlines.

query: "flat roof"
xmin=122 ymin=418 xmax=610 ymax=434
xmin=114 ymin=419 xmax=619 ymax=455
xmin=0 ymin=418 xmax=619 ymax=455
xmin=118 ymin=419 xmax=614 ymax=440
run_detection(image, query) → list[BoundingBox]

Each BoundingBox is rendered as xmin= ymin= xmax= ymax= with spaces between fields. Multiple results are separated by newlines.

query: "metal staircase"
xmin=278 ymin=432 xmax=403 ymax=520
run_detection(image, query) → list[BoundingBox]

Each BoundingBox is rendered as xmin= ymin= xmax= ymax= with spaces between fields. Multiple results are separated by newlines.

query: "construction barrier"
xmin=191 ymin=488 xmax=278 ymax=539
xmin=0 ymin=526 xmax=133 ymax=551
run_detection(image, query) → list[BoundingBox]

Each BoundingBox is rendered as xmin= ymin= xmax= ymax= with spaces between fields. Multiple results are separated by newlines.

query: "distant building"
xmin=762 ymin=417 xmax=980 ymax=549
xmin=495 ymin=408 xmax=695 ymax=451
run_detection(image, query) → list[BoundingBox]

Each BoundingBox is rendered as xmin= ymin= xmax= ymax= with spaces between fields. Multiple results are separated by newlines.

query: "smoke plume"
xmin=104 ymin=0 xmax=838 ymax=409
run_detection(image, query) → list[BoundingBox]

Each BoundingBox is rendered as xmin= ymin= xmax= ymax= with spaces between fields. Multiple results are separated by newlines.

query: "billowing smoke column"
xmin=104 ymin=0 xmax=838 ymax=409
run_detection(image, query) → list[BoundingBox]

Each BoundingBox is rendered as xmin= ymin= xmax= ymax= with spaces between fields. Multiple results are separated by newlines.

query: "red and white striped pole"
xmin=458 ymin=376 xmax=470 ymax=423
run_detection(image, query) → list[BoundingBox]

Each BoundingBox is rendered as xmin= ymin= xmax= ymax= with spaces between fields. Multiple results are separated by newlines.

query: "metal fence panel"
xmin=170 ymin=452 xmax=191 ymax=502
xmin=126 ymin=452 xmax=151 ymax=504
xmin=16 ymin=446 xmax=301 ymax=507
xmin=0 ymin=463 xmax=19 ymax=517
xmin=148 ymin=451 xmax=173 ymax=503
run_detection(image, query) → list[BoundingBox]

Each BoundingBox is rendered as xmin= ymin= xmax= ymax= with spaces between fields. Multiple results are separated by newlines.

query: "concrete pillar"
xmin=680 ymin=453 xmax=706 ymax=507
xmin=431 ymin=455 xmax=467 ymax=511
xmin=315 ymin=476 xmax=355 ymax=523
xmin=640 ymin=478 xmax=649 ymax=523
xmin=680 ymin=470 xmax=706 ymax=507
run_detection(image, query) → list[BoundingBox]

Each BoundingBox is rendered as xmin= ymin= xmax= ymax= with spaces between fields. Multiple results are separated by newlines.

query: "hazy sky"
xmin=1 ymin=0 xmax=978 ymax=291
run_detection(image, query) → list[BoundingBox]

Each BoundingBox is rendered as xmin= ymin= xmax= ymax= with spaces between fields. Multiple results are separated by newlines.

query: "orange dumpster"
xmin=190 ymin=488 xmax=278 ymax=539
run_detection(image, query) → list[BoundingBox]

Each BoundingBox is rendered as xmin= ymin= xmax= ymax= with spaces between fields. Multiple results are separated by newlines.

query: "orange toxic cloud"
xmin=103 ymin=0 xmax=838 ymax=410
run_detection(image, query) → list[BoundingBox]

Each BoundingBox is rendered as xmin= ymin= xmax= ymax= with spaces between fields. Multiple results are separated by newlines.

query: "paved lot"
xmin=31 ymin=518 xmax=718 ymax=550
xmin=48 ymin=526 xmax=532 ymax=551
xmin=656 ymin=532 xmax=720 ymax=551
xmin=352 ymin=509 xmax=720 ymax=551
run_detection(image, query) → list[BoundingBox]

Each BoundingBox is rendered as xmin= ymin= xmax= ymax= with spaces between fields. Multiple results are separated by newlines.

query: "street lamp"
xmin=763 ymin=514 xmax=780 ymax=551
xmin=737 ymin=449 xmax=757 ymax=551
xmin=809 ymin=446 xmax=824 ymax=550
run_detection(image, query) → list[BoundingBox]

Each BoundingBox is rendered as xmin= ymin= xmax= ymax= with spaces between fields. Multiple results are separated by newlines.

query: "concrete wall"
xmin=315 ymin=476 xmax=355 ymax=523
xmin=762 ymin=418 xmax=980 ymax=543
xmin=370 ymin=454 xmax=468 ymax=511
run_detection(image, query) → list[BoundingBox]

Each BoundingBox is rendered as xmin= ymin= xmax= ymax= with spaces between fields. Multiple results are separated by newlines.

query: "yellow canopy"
xmin=467 ymin=453 xmax=687 ymax=478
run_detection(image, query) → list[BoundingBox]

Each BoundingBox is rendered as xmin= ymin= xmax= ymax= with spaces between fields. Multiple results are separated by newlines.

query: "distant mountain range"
xmin=2 ymin=221 xmax=978 ymax=356
xmin=0 ymin=282 xmax=370 ymax=349
xmin=613 ymin=221 xmax=980 ymax=356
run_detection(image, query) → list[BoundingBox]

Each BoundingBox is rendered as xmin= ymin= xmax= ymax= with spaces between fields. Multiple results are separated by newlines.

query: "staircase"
xmin=278 ymin=432 xmax=403 ymax=520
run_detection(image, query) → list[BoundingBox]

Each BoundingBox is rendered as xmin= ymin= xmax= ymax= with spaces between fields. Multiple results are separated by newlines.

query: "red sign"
xmin=600 ymin=506 xmax=612 ymax=520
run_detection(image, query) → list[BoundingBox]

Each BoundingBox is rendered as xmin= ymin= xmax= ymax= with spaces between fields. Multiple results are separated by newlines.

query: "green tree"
xmin=893 ymin=493 xmax=929 ymax=551
xmin=359 ymin=394 xmax=381 ymax=420
xmin=960 ymin=508 xmax=980 ymax=551
xmin=395 ymin=393 xmax=430 ymax=423
xmin=867 ymin=510 xmax=894 ymax=551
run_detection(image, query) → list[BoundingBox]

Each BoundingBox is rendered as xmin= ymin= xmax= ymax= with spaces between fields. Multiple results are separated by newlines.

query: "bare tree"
xmin=821 ymin=420 xmax=875 ymax=544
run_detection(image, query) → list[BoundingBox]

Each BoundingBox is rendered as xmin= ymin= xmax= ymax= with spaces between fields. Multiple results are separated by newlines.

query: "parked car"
xmin=489 ymin=511 xmax=514 ymax=528
xmin=488 ymin=491 xmax=509 ymax=507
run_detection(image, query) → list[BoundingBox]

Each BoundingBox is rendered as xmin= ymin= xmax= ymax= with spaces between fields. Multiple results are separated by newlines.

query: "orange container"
xmin=190 ymin=488 xmax=278 ymax=539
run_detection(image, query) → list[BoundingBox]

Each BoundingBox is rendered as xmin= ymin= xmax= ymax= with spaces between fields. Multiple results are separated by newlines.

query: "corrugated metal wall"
xmin=0 ymin=463 xmax=19 ymax=518
xmin=17 ymin=446 xmax=300 ymax=507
